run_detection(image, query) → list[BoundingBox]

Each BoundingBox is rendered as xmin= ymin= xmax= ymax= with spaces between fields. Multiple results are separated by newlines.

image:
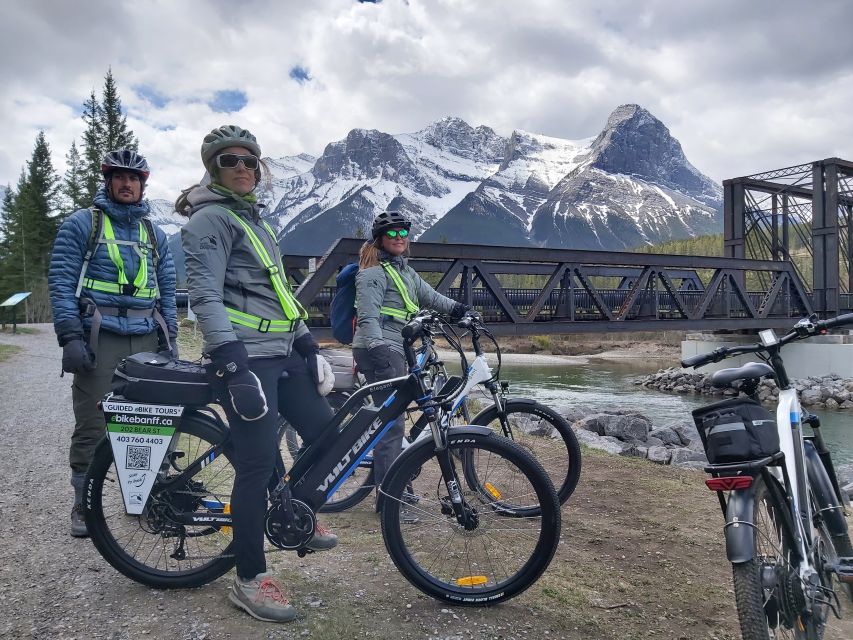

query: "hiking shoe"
xmin=229 ymin=572 xmax=297 ymax=623
xmin=399 ymin=505 xmax=420 ymax=525
xmin=305 ymin=522 xmax=338 ymax=551
xmin=70 ymin=503 xmax=88 ymax=538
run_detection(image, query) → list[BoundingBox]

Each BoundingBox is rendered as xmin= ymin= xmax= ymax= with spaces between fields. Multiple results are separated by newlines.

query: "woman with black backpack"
xmin=352 ymin=210 xmax=469 ymax=519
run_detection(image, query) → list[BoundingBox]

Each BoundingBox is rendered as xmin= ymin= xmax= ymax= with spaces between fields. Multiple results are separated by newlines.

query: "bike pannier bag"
xmin=112 ymin=352 xmax=214 ymax=406
xmin=691 ymin=397 xmax=780 ymax=464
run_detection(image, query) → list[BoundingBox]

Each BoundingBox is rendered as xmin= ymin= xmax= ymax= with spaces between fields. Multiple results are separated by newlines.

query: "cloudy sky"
xmin=1 ymin=0 xmax=852 ymax=202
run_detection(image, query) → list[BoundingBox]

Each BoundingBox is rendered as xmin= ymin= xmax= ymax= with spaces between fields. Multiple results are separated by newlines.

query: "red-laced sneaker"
xmin=229 ymin=572 xmax=297 ymax=622
xmin=306 ymin=522 xmax=338 ymax=551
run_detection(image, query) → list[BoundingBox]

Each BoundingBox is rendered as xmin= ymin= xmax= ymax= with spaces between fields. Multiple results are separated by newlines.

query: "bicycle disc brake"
xmin=264 ymin=499 xmax=315 ymax=551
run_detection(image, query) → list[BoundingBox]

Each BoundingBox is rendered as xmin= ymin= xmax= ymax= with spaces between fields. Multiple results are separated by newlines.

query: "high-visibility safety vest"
xmin=379 ymin=260 xmax=419 ymax=321
xmin=224 ymin=209 xmax=308 ymax=333
xmin=76 ymin=211 xmax=158 ymax=299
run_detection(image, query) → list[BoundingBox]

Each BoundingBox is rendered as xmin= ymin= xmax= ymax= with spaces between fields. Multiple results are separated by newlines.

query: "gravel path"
xmin=0 ymin=326 xmax=292 ymax=640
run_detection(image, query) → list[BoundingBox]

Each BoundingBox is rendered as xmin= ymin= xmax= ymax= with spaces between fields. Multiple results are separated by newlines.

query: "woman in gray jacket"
xmin=352 ymin=210 xmax=468 ymax=517
xmin=179 ymin=125 xmax=336 ymax=623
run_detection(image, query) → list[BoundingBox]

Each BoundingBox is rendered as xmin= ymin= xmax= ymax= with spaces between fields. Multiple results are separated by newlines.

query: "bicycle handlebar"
xmin=680 ymin=312 xmax=853 ymax=369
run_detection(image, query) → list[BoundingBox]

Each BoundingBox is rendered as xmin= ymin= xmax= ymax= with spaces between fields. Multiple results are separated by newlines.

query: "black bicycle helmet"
xmin=371 ymin=209 xmax=411 ymax=240
xmin=101 ymin=149 xmax=150 ymax=181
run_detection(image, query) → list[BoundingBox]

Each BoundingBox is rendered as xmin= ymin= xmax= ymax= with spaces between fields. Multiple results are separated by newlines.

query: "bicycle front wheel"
xmin=470 ymin=399 xmax=581 ymax=505
xmin=380 ymin=430 xmax=561 ymax=605
xmin=85 ymin=413 xmax=236 ymax=589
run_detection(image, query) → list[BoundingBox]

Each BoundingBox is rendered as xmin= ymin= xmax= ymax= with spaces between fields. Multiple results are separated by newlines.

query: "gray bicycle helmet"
xmin=101 ymin=149 xmax=150 ymax=182
xmin=201 ymin=125 xmax=262 ymax=171
xmin=371 ymin=210 xmax=411 ymax=240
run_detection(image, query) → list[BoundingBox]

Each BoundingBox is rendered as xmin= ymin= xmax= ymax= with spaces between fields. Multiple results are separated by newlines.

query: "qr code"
xmin=126 ymin=445 xmax=151 ymax=470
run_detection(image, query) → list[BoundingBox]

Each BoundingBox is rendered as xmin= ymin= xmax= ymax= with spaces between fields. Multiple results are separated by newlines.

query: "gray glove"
xmin=62 ymin=339 xmax=96 ymax=374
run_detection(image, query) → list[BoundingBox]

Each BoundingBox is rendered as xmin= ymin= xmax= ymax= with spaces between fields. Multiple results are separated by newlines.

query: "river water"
xmin=472 ymin=358 xmax=853 ymax=466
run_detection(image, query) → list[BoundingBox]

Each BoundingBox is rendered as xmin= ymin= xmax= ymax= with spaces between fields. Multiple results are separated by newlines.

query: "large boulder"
xmin=601 ymin=414 xmax=650 ymax=442
xmin=800 ymin=388 xmax=824 ymax=406
xmin=648 ymin=427 xmax=682 ymax=447
xmin=670 ymin=447 xmax=708 ymax=466
xmin=647 ymin=446 xmax=672 ymax=464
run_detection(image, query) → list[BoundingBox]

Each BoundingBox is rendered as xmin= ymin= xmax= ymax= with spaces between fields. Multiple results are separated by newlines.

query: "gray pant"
xmin=69 ymin=330 xmax=159 ymax=473
xmin=352 ymin=347 xmax=407 ymax=487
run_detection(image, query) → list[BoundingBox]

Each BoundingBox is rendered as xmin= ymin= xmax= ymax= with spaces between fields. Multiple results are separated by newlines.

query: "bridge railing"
xmin=280 ymin=238 xmax=818 ymax=336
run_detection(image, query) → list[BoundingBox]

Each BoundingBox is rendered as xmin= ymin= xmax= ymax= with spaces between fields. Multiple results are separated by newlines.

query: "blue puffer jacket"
xmin=48 ymin=187 xmax=178 ymax=344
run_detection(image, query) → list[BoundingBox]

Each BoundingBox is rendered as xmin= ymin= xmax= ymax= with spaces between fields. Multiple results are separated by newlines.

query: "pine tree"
xmin=81 ymin=88 xmax=104 ymax=203
xmin=61 ymin=141 xmax=87 ymax=214
xmin=101 ymin=68 xmax=137 ymax=152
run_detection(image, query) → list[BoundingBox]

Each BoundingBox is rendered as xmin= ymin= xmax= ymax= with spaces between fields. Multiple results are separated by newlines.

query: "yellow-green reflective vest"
xmin=379 ymin=260 xmax=419 ymax=321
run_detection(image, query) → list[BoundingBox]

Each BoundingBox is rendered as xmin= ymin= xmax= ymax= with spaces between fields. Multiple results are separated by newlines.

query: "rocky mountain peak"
xmin=418 ymin=116 xmax=506 ymax=162
xmin=588 ymin=103 xmax=719 ymax=205
xmin=312 ymin=128 xmax=414 ymax=183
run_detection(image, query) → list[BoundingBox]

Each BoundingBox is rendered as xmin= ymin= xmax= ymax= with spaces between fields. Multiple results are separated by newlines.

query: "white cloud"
xmin=0 ymin=0 xmax=851 ymax=201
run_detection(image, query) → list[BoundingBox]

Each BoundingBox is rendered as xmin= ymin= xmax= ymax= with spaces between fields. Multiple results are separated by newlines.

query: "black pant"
xmin=352 ymin=346 xmax=407 ymax=489
xmin=215 ymin=353 xmax=333 ymax=580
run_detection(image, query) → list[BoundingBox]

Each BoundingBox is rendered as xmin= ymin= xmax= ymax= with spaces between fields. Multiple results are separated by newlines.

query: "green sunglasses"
xmin=385 ymin=229 xmax=409 ymax=239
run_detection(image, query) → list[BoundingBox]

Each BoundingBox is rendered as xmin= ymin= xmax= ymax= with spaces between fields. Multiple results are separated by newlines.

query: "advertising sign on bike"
xmin=102 ymin=399 xmax=183 ymax=515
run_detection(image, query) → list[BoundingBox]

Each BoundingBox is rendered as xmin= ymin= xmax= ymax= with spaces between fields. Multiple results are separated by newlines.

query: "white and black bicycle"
xmin=683 ymin=313 xmax=853 ymax=639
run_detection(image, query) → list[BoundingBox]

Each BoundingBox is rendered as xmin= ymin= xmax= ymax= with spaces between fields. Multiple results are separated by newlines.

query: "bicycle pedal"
xmin=829 ymin=556 xmax=853 ymax=584
xmin=296 ymin=547 xmax=315 ymax=559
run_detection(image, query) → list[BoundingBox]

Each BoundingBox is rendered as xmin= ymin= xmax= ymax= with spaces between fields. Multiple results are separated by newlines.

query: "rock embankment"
xmin=636 ymin=368 xmax=853 ymax=409
xmin=553 ymin=398 xmax=853 ymax=500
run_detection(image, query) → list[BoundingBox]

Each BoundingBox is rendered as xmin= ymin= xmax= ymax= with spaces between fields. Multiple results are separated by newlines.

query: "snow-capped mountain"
xmin=423 ymin=104 xmax=721 ymax=249
xmin=153 ymin=104 xmax=722 ymax=261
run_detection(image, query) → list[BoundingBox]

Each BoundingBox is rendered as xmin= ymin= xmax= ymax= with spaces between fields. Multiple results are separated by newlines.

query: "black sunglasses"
xmin=216 ymin=153 xmax=260 ymax=170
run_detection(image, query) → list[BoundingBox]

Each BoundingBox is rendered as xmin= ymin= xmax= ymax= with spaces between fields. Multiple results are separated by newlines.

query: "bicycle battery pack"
xmin=692 ymin=397 xmax=780 ymax=464
xmin=112 ymin=352 xmax=214 ymax=407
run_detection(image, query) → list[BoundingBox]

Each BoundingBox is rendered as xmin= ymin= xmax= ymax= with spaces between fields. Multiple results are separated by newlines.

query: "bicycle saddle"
xmin=710 ymin=362 xmax=774 ymax=388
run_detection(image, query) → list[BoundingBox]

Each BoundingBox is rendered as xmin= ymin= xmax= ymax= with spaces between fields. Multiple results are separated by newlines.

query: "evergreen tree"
xmin=80 ymin=88 xmax=104 ymax=203
xmin=101 ymin=67 xmax=137 ymax=152
xmin=61 ymin=141 xmax=88 ymax=214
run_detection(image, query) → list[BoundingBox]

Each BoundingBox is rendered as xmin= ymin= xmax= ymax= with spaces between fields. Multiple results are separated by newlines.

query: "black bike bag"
xmin=111 ymin=352 xmax=213 ymax=406
xmin=692 ymin=397 xmax=780 ymax=464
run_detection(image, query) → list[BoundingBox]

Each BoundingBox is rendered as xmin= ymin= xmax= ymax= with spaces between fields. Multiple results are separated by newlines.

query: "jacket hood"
xmin=93 ymin=186 xmax=150 ymax=224
xmin=378 ymin=249 xmax=407 ymax=269
xmin=186 ymin=184 xmax=259 ymax=218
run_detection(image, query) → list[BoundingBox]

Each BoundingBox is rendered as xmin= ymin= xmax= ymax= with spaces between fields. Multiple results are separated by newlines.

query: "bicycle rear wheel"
xmin=85 ymin=413 xmax=236 ymax=589
xmin=731 ymin=473 xmax=804 ymax=640
xmin=469 ymin=399 xmax=581 ymax=506
xmin=380 ymin=430 xmax=561 ymax=605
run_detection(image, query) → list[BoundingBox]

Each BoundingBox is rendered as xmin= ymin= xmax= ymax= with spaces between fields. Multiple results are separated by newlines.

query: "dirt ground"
xmin=1 ymin=325 xmax=851 ymax=640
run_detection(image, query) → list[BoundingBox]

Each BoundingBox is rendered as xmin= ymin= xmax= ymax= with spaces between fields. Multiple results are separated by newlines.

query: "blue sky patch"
xmin=134 ymin=85 xmax=170 ymax=109
xmin=289 ymin=66 xmax=312 ymax=84
xmin=209 ymin=90 xmax=248 ymax=113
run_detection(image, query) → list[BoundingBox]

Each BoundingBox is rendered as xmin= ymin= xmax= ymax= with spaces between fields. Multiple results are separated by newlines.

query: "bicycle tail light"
xmin=705 ymin=476 xmax=753 ymax=491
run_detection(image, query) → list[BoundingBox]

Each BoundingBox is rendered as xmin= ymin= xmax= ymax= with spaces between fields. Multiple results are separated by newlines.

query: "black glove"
xmin=368 ymin=343 xmax=395 ymax=379
xmin=449 ymin=302 xmax=472 ymax=321
xmin=62 ymin=339 xmax=96 ymax=374
xmin=210 ymin=341 xmax=267 ymax=421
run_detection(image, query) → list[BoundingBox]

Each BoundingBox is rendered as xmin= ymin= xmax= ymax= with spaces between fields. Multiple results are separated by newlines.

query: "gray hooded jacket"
xmin=180 ymin=185 xmax=309 ymax=357
xmin=353 ymin=251 xmax=457 ymax=354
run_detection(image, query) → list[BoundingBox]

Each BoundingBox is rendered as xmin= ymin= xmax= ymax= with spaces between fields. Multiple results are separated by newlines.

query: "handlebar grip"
xmin=680 ymin=353 xmax=710 ymax=368
xmin=401 ymin=318 xmax=424 ymax=342
xmin=820 ymin=312 xmax=853 ymax=331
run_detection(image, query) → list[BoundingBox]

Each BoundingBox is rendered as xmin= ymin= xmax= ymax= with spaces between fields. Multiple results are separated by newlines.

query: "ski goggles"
xmin=385 ymin=229 xmax=409 ymax=239
xmin=216 ymin=153 xmax=260 ymax=170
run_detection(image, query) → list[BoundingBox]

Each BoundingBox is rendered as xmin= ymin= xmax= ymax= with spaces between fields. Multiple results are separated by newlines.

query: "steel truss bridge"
xmin=724 ymin=157 xmax=853 ymax=316
xmin=284 ymin=238 xmax=815 ymax=338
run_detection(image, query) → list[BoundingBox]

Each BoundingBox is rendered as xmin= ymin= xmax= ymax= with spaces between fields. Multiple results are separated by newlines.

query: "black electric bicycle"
xmin=84 ymin=311 xmax=561 ymax=605
xmin=683 ymin=314 xmax=853 ymax=639
xmin=308 ymin=314 xmax=582 ymax=513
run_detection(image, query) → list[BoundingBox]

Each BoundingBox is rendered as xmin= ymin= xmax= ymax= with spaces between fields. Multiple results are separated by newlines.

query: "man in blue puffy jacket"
xmin=48 ymin=149 xmax=178 ymax=537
